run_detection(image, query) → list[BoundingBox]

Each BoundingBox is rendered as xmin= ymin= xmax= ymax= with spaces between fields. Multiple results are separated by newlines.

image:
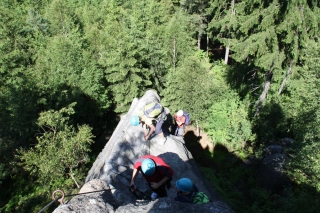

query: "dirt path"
xmin=184 ymin=125 xmax=214 ymax=152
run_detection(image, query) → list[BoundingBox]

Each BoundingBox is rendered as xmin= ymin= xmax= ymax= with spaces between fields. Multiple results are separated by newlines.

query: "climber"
xmin=174 ymin=178 xmax=198 ymax=203
xmin=173 ymin=110 xmax=186 ymax=136
xmin=130 ymin=102 xmax=167 ymax=142
xmin=130 ymin=155 xmax=173 ymax=200
xmin=175 ymin=177 xmax=210 ymax=204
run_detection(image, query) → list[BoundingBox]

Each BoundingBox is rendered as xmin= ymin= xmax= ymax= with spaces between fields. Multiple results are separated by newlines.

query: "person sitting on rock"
xmin=130 ymin=102 xmax=167 ymax=143
xmin=174 ymin=178 xmax=198 ymax=203
xmin=173 ymin=110 xmax=186 ymax=136
xmin=130 ymin=155 xmax=173 ymax=200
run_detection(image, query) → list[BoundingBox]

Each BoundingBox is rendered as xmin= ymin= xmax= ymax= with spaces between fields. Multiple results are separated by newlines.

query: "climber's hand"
xmin=150 ymin=182 xmax=160 ymax=189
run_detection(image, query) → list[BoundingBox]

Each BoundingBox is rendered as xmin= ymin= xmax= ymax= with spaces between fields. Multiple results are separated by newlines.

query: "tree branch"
xmin=69 ymin=169 xmax=80 ymax=188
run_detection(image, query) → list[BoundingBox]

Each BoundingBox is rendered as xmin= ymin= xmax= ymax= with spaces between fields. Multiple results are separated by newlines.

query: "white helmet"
xmin=177 ymin=110 xmax=183 ymax=117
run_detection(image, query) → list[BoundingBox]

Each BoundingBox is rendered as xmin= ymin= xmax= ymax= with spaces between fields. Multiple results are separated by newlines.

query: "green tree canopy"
xmin=18 ymin=103 xmax=94 ymax=189
xmin=207 ymin=0 xmax=320 ymax=115
xmin=162 ymin=52 xmax=215 ymax=123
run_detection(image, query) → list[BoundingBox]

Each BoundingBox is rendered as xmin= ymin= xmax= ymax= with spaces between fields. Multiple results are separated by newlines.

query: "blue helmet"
xmin=176 ymin=178 xmax=193 ymax=192
xmin=141 ymin=158 xmax=156 ymax=176
xmin=130 ymin=115 xmax=140 ymax=126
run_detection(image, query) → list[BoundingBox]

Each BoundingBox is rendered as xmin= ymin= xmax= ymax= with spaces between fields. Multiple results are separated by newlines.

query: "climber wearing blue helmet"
xmin=174 ymin=178 xmax=199 ymax=203
xmin=130 ymin=102 xmax=167 ymax=143
xmin=130 ymin=115 xmax=140 ymax=126
xmin=141 ymin=158 xmax=156 ymax=176
xmin=131 ymin=155 xmax=173 ymax=200
xmin=176 ymin=178 xmax=193 ymax=192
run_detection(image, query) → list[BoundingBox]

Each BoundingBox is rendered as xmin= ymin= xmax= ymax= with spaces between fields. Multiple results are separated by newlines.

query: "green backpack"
xmin=143 ymin=102 xmax=166 ymax=121
xmin=192 ymin=192 xmax=209 ymax=204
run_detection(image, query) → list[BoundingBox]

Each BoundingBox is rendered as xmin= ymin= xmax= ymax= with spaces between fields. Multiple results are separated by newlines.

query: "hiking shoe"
xmin=151 ymin=192 xmax=158 ymax=200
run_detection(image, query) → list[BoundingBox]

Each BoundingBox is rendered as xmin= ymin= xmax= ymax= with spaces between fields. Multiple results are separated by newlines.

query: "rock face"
xmin=53 ymin=90 xmax=234 ymax=213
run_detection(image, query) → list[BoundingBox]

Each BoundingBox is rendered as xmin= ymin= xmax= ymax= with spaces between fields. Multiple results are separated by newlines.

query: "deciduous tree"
xmin=18 ymin=103 xmax=94 ymax=188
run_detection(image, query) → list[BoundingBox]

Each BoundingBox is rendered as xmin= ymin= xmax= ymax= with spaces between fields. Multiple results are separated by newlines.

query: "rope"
xmin=145 ymin=125 xmax=151 ymax=155
xmin=37 ymin=196 xmax=61 ymax=213
xmin=64 ymin=188 xmax=126 ymax=198
xmin=37 ymin=186 xmax=129 ymax=213
xmin=147 ymin=139 xmax=150 ymax=155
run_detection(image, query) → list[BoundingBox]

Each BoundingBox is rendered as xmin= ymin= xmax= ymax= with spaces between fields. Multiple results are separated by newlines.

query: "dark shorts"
xmin=175 ymin=126 xmax=185 ymax=136
xmin=148 ymin=177 xmax=172 ymax=197
xmin=154 ymin=119 xmax=164 ymax=135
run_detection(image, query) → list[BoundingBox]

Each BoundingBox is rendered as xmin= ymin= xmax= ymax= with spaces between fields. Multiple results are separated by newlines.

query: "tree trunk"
xmin=225 ymin=0 xmax=235 ymax=65
xmin=198 ymin=17 xmax=204 ymax=50
xmin=225 ymin=45 xmax=230 ymax=64
xmin=173 ymin=38 xmax=176 ymax=71
xmin=207 ymin=33 xmax=209 ymax=58
xmin=278 ymin=60 xmax=293 ymax=95
xmin=254 ymin=63 xmax=274 ymax=116
xmin=196 ymin=120 xmax=200 ymax=137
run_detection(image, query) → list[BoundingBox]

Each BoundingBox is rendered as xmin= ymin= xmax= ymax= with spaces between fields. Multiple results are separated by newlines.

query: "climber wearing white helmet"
xmin=174 ymin=110 xmax=186 ymax=136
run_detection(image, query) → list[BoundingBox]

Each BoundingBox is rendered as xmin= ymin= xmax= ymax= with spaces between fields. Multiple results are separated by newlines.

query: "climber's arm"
xmin=130 ymin=168 xmax=138 ymax=186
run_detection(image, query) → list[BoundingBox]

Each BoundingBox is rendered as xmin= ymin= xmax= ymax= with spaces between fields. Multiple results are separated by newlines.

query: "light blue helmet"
xmin=141 ymin=158 xmax=156 ymax=176
xmin=176 ymin=178 xmax=193 ymax=192
xmin=130 ymin=115 xmax=140 ymax=126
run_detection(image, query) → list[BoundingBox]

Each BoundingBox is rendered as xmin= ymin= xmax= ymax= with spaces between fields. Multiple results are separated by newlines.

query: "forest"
xmin=0 ymin=0 xmax=319 ymax=212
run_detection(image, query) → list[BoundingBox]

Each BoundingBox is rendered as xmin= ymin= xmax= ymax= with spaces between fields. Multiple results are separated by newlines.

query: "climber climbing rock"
xmin=130 ymin=102 xmax=167 ymax=143
xmin=130 ymin=155 xmax=173 ymax=200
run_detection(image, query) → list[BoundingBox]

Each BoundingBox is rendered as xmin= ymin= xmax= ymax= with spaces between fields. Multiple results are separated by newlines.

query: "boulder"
xmin=257 ymin=153 xmax=290 ymax=193
xmin=280 ymin=137 xmax=294 ymax=147
xmin=262 ymin=145 xmax=283 ymax=157
xmin=53 ymin=90 xmax=234 ymax=213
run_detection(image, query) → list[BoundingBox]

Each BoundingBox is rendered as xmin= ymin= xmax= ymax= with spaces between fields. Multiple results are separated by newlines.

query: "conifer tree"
xmin=91 ymin=0 xmax=181 ymax=112
xmin=162 ymin=9 xmax=198 ymax=70
xmin=285 ymin=39 xmax=320 ymax=209
xmin=95 ymin=0 xmax=152 ymax=112
xmin=180 ymin=0 xmax=210 ymax=50
xmin=207 ymin=0 xmax=238 ymax=64
xmin=162 ymin=52 xmax=216 ymax=123
xmin=207 ymin=0 xmax=320 ymax=115
xmin=0 ymin=1 xmax=39 ymax=184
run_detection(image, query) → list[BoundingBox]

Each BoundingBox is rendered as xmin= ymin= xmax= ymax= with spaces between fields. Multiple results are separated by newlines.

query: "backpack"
xmin=192 ymin=192 xmax=209 ymax=204
xmin=143 ymin=102 xmax=166 ymax=121
xmin=183 ymin=111 xmax=190 ymax=125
